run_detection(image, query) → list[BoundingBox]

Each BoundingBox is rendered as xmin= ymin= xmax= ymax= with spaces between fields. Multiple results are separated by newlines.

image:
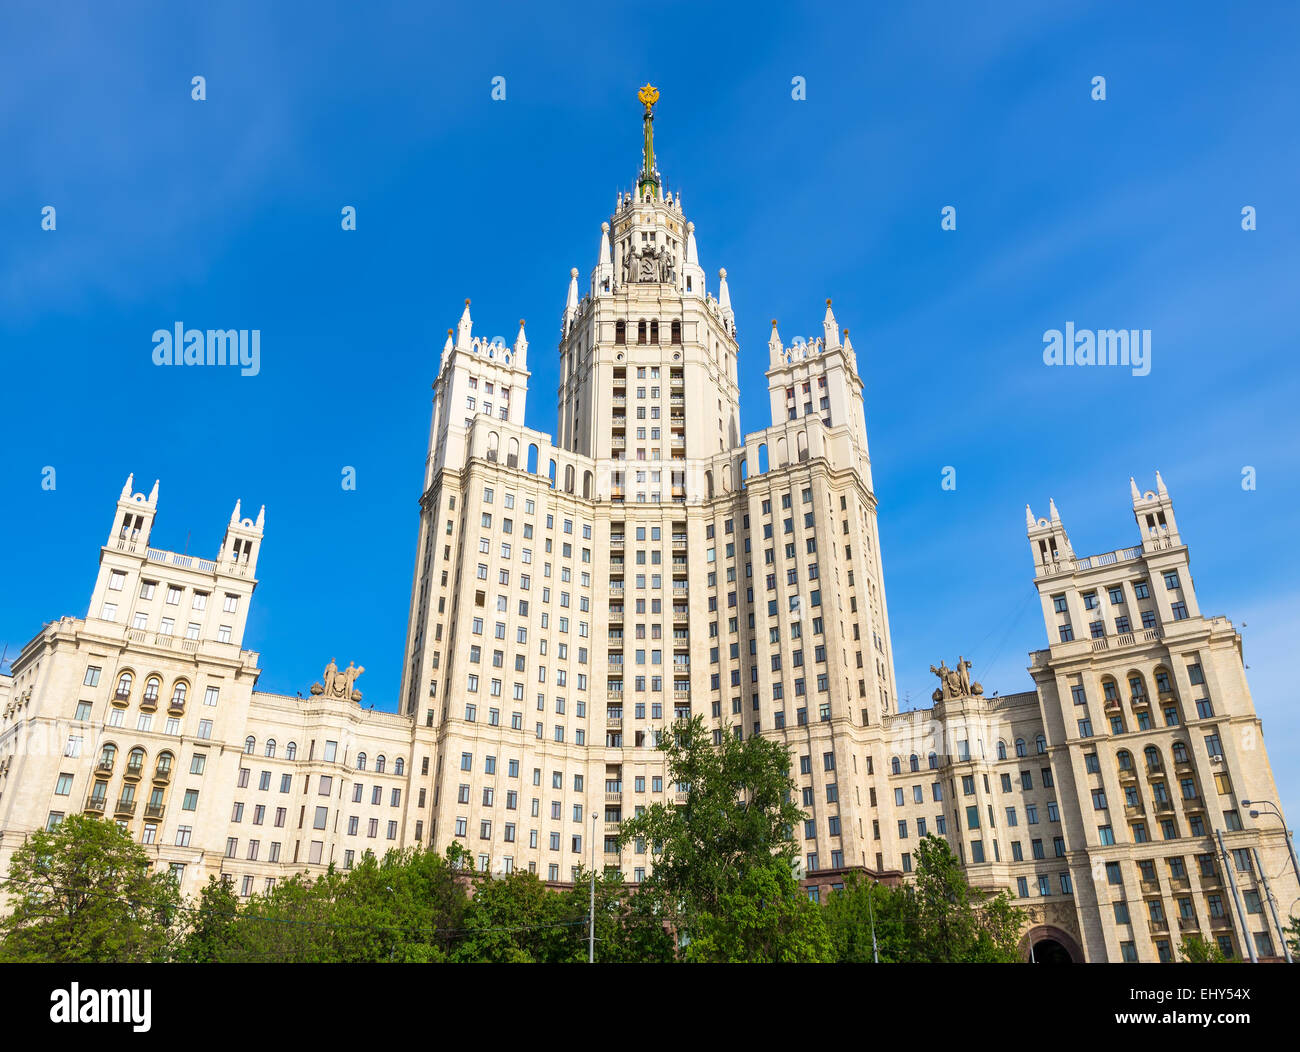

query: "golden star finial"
xmin=638 ymin=83 xmax=659 ymax=110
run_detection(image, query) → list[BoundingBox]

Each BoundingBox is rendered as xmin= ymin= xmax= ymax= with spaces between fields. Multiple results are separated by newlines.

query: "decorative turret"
xmin=219 ymin=497 xmax=264 ymax=576
xmin=456 ymin=298 xmax=473 ymax=351
xmin=1027 ymin=495 xmax=1074 ymax=574
xmin=108 ymin=473 xmax=159 ymax=549
xmin=1131 ymin=471 xmax=1182 ymax=549
xmin=563 ymin=268 xmax=579 ymax=336
xmin=823 ymin=299 xmax=840 ymax=350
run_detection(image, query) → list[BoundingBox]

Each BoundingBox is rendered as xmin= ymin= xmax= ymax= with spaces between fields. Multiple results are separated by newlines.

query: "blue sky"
xmin=2 ymin=2 xmax=1298 ymax=822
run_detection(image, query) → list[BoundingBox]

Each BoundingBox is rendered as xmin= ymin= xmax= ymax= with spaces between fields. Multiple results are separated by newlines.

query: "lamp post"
xmin=589 ymin=810 xmax=598 ymax=963
xmin=1243 ymin=799 xmax=1299 ymax=962
xmin=1242 ymin=800 xmax=1300 ymax=895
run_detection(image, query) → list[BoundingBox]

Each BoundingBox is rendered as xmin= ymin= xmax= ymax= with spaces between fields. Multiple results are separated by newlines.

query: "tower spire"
xmin=636 ymin=83 xmax=661 ymax=200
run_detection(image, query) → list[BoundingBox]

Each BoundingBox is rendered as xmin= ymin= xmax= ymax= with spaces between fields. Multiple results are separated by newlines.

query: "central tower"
xmin=556 ymin=86 xmax=740 ymax=501
xmin=400 ymin=86 xmax=901 ymax=886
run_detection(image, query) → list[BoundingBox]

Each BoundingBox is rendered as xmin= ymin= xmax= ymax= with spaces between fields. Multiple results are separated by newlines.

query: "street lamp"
xmin=1242 ymin=800 xmax=1300 ymax=893
xmin=1242 ymin=799 xmax=1298 ymax=963
xmin=589 ymin=810 xmax=598 ymax=963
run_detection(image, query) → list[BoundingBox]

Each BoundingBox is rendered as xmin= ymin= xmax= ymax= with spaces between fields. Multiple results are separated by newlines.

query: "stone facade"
xmin=1 ymin=94 xmax=1294 ymax=961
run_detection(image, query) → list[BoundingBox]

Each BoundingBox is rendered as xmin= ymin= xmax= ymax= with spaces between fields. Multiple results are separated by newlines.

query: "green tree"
xmin=452 ymin=867 xmax=579 ymax=962
xmin=684 ymin=863 xmax=833 ymax=962
xmin=616 ymin=714 xmax=805 ymax=936
xmin=175 ymin=876 xmax=241 ymax=963
xmin=0 ymin=813 xmax=181 ymax=963
xmin=184 ymin=845 xmax=472 ymax=963
xmin=557 ymin=868 xmax=676 ymax=963
xmin=821 ymin=873 xmax=913 ymax=962
xmin=1179 ymin=933 xmax=1237 ymax=963
xmin=906 ymin=834 xmax=1025 ymax=963
xmin=1286 ymin=916 xmax=1300 ymax=962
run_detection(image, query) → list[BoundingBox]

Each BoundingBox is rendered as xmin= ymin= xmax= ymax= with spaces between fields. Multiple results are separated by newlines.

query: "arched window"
xmin=156 ymin=752 xmax=173 ymax=777
xmin=637 ymin=320 xmax=647 ymax=344
xmin=128 ymin=747 xmax=145 ymax=773
xmin=996 ymin=740 xmax=1007 ymax=760
xmin=143 ymin=676 xmax=161 ymax=703
xmin=1172 ymin=741 xmax=1189 ymax=764
xmin=265 ymin=739 xmax=276 ymax=758
xmin=115 ymin=672 xmax=133 ymax=700
xmin=1035 ymin=734 xmax=1047 ymax=754
xmin=908 ymin=754 xmax=919 ymax=772
xmin=615 ymin=321 xmax=626 ymax=345
xmin=670 ymin=320 xmax=681 ymax=344
xmin=1144 ymin=745 xmax=1161 ymax=771
xmin=1128 ymin=673 xmax=1147 ymax=700
xmin=395 ymin=757 xmax=405 ymax=775
xmin=928 ymin=752 xmax=938 ymax=769
xmin=244 ymin=736 xmax=256 ymax=755
xmin=375 ymin=755 xmax=387 ymax=774
xmin=286 ymin=742 xmax=297 ymax=760
xmin=170 ymin=681 xmax=187 ymax=708
xmin=98 ymin=743 xmax=117 ymax=769
xmin=1117 ymin=749 xmax=1134 ymax=771
xmin=890 ymin=756 xmax=901 ymax=775
xmin=1015 ymin=738 xmax=1027 ymax=757
xmin=357 ymin=753 xmax=367 ymax=771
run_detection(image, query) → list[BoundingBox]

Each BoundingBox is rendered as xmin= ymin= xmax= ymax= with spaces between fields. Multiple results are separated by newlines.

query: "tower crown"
xmin=1131 ymin=471 xmax=1181 ymax=549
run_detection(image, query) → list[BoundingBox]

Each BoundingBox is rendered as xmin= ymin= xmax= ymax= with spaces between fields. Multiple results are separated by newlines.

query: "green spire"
xmin=637 ymin=83 xmax=660 ymax=198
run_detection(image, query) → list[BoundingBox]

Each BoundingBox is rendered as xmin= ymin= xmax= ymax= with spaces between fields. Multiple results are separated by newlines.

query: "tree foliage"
xmin=821 ymin=836 xmax=1025 ymax=963
xmin=684 ymin=863 xmax=832 ymax=963
xmin=0 ymin=814 xmax=181 ymax=963
xmin=616 ymin=714 xmax=805 ymax=937
xmin=1178 ymin=933 xmax=1237 ymax=963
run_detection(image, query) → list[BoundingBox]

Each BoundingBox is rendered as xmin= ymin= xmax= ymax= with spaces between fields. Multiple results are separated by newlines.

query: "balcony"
xmin=95 ymin=759 xmax=115 ymax=775
xmin=124 ymin=762 xmax=144 ymax=781
xmin=607 ymin=716 xmax=623 ymax=730
xmin=1147 ymin=918 xmax=1169 ymax=935
xmin=605 ymin=790 xmax=622 ymax=803
xmin=1182 ymin=795 xmax=1204 ymax=812
xmin=670 ymin=376 xmax=684 ymax=388
xmin=1177 ymin=915 xmax=1198 ymax=933
xmin=673 ymin=608 xmax=689 ymax=623
xmin=673 ymin=689 xmax=691 ymax=700
xmin=84 ymin=796 xmax=107 ymax=814
xmin=611 ymin=537 xmax=625 ymax=549
xmin=1171 ymin=874 xmax=1192 ymax=891
xmin=613 ymin=396 xmax=627 ymax=407
xmin=1174 ymin=759 xmax=1194 ymax=775
xmin=605 ymin=820 xmax=622 ymax=834
xmin=606 ymin=687 xmax=623 ymax=699
xmin=1153 ymin=798 xmax=1175 ymax=814
xmin=114 ymin=798 xmax=138 ymax=817
xmin=167 ymin=699 xmax=185 ymax=716
xmin=153 ymin=767 xmax=172 ymax=784
xmin=1131 ymin=694 xmax=1151 ymax=710
xmin=140 ymin=694 xmax=158 ymax=712
xmin=674 ymin=791 xmax=688 ymax=805
xmin=144 ymin=804 xmax=165 ymax=820
xmin=611 ymin=437 xmax=626 ymax=450
xmin=112 ymin=689 xmax=131 ymax=706
xmin=1123 ymin=803 xmax=1144 ymax=820
xmin=670 ymin=395 xmax=684 ymax=407
xmin=1118 ymin=767 xmax=1138 ymax=783
xmin=1201 ymin=871 xmax=1224 ymax=888
xmin=1139 ymin=879 xmax=1161 ymax=896
xmin=672 ymin=535 xmax=687 ymax=549
xmin=1104 ymin=698 xmax=1121 ymax=714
